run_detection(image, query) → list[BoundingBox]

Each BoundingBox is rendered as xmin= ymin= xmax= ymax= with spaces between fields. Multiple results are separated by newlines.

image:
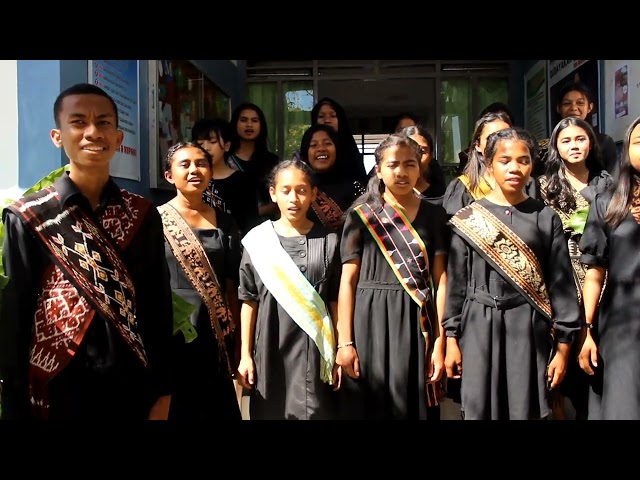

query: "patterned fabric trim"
xmin=538 ymin=175 xmax=589 ymax=301
xmin=158 ymin=204 xmax=234 ymax=377
xmin=631 ymin=176 xmax=640 ymax=224
xmin=311 ymin=190 xmax=344 ymax=230
xmin=450 ymin=202 xmax=552 ymax=320
xmin=354 ymin=201 xmax=442 ymax=407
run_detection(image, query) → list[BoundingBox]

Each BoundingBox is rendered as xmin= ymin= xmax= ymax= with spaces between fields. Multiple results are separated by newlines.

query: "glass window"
xmin=247 ymin=82 xmax=278 ymax=154
xmin=476 ymin=77 xmax=509 ymax=118
xmin=440 ymin=78 xmax=472 ymax=165
xmin=283 ymin=81 xmax=314 ymax=160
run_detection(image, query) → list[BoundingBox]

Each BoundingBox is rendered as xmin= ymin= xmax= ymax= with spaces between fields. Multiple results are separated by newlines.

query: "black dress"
xmin=202 ymin=170 xmax=260 ymax=237
xmin=443 ymin=197 xmax=582 ymax=419
xmin=338 ymin=200 xmax=449 ymax=419
xmin=165 ymin=210 xmax=242 ymax=421
xmin=579 ymin=188 xmax=640 ymax=419
xmin=417 ymin=185 xmax=444 ymax=207
xmin=238 ymin=223 xmax=342 ymax=420
xmin=538 ymin=171 xmax=612 ymax=418
xmin=228 ymin=150 xmax=280 ymax=222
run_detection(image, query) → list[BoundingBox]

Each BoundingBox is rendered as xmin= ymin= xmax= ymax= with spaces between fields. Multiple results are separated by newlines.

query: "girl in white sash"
xmin=237 ymin=159 xmax=342 ymax=420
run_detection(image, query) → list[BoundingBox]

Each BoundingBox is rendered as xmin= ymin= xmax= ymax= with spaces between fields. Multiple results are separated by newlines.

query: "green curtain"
xmin=440 ymin=78 xmax=472 ymax=164
xmin=248 ymin=83 xmax=278 ymax=154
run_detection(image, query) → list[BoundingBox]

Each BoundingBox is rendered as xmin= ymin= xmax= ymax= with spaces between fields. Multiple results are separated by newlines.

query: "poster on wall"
xmin=88 ymin=60 xmax=140 ymax=181
xmin=547 ymin=60 xmax=600 ymax=132
xmin=524 ymin=60 xmax=548 ymax=140
xmin=148 ymin=60 xmax=231 ymax=189
xmin=603 ymin=60 xmax=639 ymax=143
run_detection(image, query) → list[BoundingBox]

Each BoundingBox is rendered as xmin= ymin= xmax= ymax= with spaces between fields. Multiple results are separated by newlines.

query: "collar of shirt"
xmin=55 ymin=171 xmax=125 ymax=213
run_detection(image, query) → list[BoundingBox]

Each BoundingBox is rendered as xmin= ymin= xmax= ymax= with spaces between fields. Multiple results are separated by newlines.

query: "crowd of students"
xmin=1 ymin=80 xmax=638 ymax=421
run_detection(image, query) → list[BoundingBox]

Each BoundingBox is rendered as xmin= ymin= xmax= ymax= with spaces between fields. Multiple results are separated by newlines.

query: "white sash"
xmin=242 ymin=221 xmax=336 ymax=384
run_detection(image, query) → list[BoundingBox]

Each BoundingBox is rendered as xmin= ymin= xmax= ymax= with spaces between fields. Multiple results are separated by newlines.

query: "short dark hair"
xmin=53 ymin=83 xmax=119 ymax=128
xmin=191 ymin=117 xmax=231 ymax=144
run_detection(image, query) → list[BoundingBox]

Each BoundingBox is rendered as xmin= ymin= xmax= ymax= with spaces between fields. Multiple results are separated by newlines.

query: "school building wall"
xmin=0 ymin=60 xmax=617 ymax=206
xmin=0 ymin=60 xmax=245 ymax=206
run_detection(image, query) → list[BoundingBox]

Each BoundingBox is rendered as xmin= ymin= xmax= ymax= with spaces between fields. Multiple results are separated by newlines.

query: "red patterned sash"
xmin=7 ymin=186 xmax=150 ymax=418
xmin=311 ymin=190 xmax=344 ymax=230
xmin=158 ymin=204 xmax=235 ymax=377
xmin=354 ymin=201 xmax=443 ymax=406
xmin=631 ymin=176 xmax=640 ymax=224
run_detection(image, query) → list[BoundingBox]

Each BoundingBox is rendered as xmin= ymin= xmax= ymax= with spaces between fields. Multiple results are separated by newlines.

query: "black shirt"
xmin=202 ymin=170 xmax=260 ymax=237
xmin=0 ymin=173 xmax=174 ymax=420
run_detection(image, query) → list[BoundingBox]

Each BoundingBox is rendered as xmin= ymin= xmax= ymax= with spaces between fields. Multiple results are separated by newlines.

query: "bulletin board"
xmin=604 ymin=60 xmax=640 ymax=143
xmin=148 ymin=60 xmax=231 ymax=189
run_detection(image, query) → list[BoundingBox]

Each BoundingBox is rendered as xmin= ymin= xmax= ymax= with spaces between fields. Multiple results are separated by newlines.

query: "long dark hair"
xmin=229 ymin=102 xmax=272 ymax=159
xmin=464 ymin=111 xmax=513 ymax=192
xmin=349 ymin=133 xmax=421 ymax=212
xmin=544 ymin=117 xmax=603 ymax=211
xmin=604 ymin=116 xmax=640 ymax=227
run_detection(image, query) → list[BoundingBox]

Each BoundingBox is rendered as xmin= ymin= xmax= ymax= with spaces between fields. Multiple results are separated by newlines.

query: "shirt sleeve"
xmin=133 ymin=207 xmax=175 ymax=399
xmin=579 ymin=193 xmax=610 ymax=269
xmin=442 ymin=231 xmax=469 ymax=338
xmin=340 ymin=207 xmax=364 ymax=264
xmin=442 ymin=178 xmax=472 ymax=217
xmin=224 ymin=214 xmax=242 ymax=286
xmin=238 ymin=248 xmax=259 ymax=303
xmin=327 ymin=232 xmax=342 ymax=302
xmin=0 ymin=209 xmax=44 ymax=419
xmin=429 ymin=203 xmax=450 ymax=257
xmin=545 ymin=211 xmax=582 ymax=344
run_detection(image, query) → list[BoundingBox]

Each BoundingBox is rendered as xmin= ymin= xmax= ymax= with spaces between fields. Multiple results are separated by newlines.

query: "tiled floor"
xmin=240 ymin=394 xmax=463 ymax=420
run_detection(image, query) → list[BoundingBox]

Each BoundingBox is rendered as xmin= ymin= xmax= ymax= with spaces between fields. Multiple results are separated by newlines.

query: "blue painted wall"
xmin=17 ymin=60 xmax=243 ymax=205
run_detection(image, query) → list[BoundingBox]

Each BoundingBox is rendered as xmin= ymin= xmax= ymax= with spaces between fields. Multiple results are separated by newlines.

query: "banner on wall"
xmin=604 ymin=60 xmax=639 ymax=143
xmin=88 ymin=60 xmax=141 ymax=181
xmin=524 ymin=60 xmax=548 ymax=140
xmin=547 ymin=60 xmax=600 ymax=133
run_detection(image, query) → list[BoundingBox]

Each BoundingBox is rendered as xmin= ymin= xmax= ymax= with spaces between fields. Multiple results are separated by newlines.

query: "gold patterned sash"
xmin=450 ymin=202 xmax=553 ymax=320
xmin=538 ymin=175 xmax=590 ymax=300
xmin=457 ymin=174 xmax=493 ymax=200
xmin=158 ymin=204 xmax=235 ymax=377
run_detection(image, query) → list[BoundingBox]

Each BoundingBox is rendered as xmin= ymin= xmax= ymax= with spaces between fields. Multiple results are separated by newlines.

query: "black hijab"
xmin=310 ymin=97 xmax=367 ymax=184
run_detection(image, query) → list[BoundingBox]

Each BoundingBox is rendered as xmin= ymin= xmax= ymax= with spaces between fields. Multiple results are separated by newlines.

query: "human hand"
xmin=546 ymin=347 xmax=568 ymax=390
xmin=429 ymin=336 xmax=445 ymax=382
xmin=444 ymin=337 xmax=462 ymax=379
xmin=148 ymin=394 xmax=171 ymax=420
xmin=237 ymin=356 xmax=255 ymax=388
xmin=578 ymin=331 xmax=599 ymax=375
xmin=336 ymin=345 xmax=360 ymax=379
